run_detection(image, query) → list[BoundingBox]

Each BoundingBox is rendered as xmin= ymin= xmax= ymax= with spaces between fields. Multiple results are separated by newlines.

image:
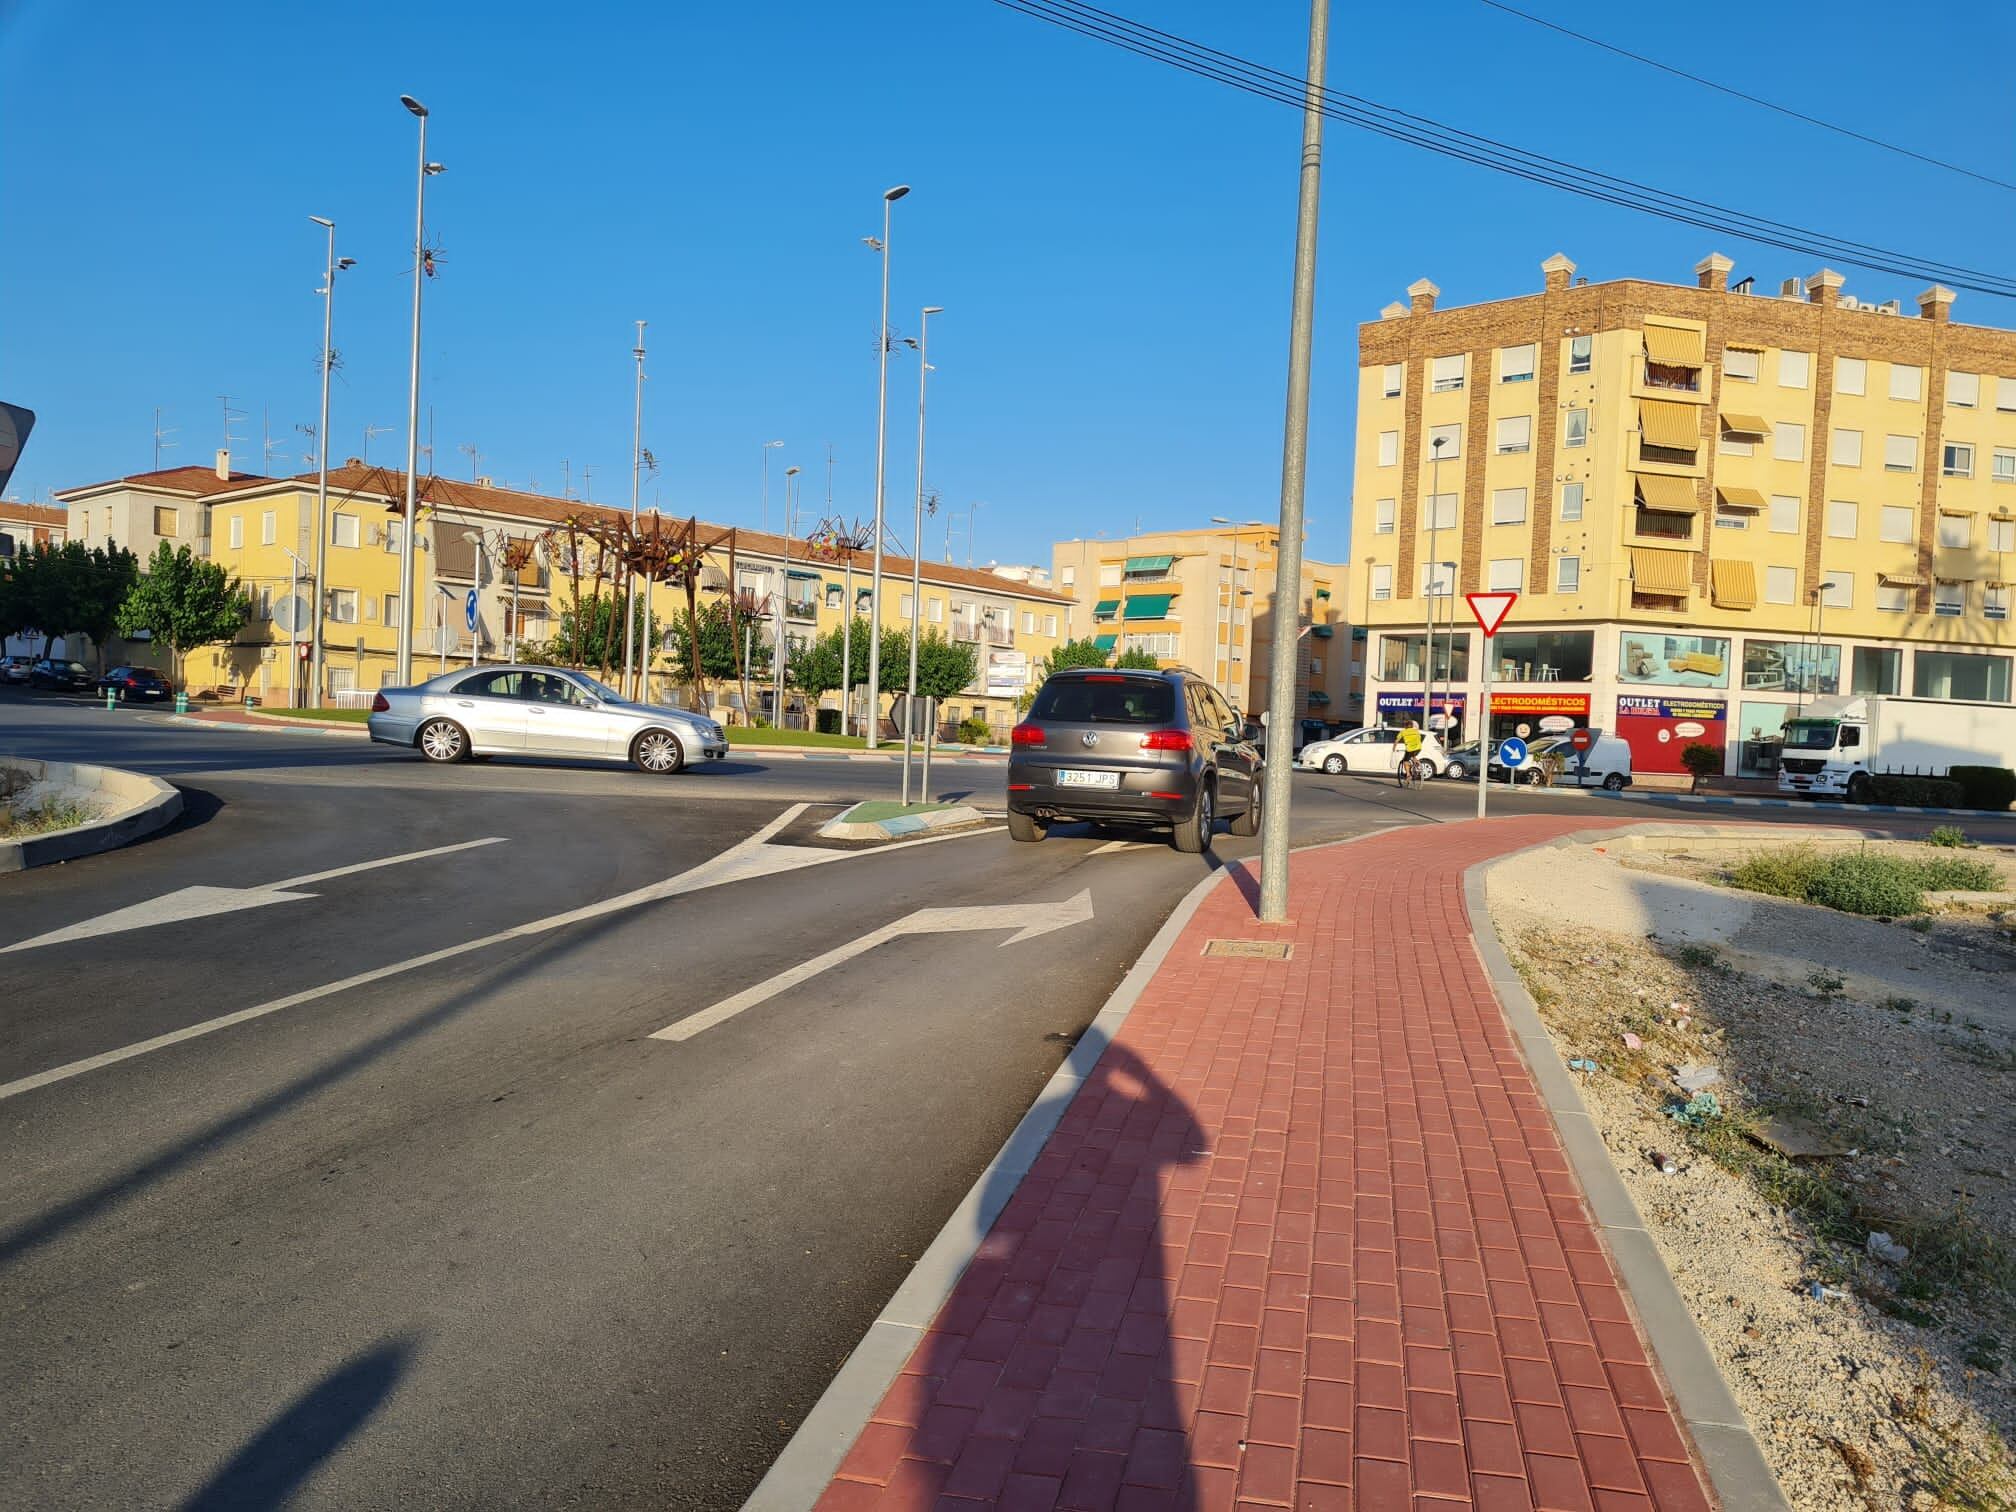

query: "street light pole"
xmin=1424 ymin=433 xmax=1448 ymax=736
xmin=865 ymin=183 xmax=910 ymax=748
xmin=775 ymin=466 xmax=801 ymax=727
xmin=624 ymin=321 xmax=647 ymax=700
xmin=395 ymin=94 xmax=440 ymax=687
xmin=901 ymin=305 xmax=943 ymax=803
xmin=464 ymin=531 xmax=484 ymax=669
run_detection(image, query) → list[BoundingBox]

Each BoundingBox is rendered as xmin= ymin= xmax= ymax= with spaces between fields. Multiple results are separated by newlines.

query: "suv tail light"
xmin=1010 ymin=722 xmax=1045 ymax=746
xmin=1141 ymin=729 xmax=1192 ymax=752
xmin=371 ymin=693 xmax=391 ymax=713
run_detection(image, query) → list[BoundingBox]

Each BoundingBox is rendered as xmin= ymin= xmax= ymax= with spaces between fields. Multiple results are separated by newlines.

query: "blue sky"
xmin=4 ymin=0 xmax=2011 ymax=568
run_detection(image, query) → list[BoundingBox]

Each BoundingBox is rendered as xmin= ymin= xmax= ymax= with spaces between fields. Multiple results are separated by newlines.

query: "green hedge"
xmin=1867 ymin=775 xmax=1963 ymax=808
xmin=1947 ymin=765 xmax=2016 ymax=812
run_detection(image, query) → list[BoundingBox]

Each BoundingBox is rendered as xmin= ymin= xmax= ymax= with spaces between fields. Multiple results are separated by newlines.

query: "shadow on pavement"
xmin=177 ymin=1336 xmax=417 ymax=1511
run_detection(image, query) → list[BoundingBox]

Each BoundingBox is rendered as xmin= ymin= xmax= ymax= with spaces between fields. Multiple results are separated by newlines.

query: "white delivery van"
xmin=1548 ymin=731 xmax=1633 ymax=790
xmin=1777 ymin=694 xmax=2016 ymax=802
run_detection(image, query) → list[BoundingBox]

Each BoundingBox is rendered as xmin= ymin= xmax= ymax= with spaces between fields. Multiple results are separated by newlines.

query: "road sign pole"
xmin=1477 ymin=647 xmax=1492 ymax=820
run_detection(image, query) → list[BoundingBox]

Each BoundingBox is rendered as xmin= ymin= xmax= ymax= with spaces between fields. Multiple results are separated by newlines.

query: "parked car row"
xmin=1295 ymin=725 xmax=1634 ymax=789
xmin=1 ymin=658 xmax=177 ymax=697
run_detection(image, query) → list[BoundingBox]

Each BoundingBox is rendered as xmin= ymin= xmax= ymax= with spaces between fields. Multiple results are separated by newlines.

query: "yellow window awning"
xmin=1879 ymin=570 xmax=1922 ymax=586
xmin=1633 ymin=472 xmax=1700 ymax=511
xmin=1716 ymin=484 xmax=1767 ymax=510
xmin=1643 ymin=324 xmax=1705 ymax=366
xmin=1710 ymin=559 xmax=1757 ymax=609
xmin=1639 ymin=399 xmax=1701 ymax=451
xmin=1629 ymin=546 xmax=1696 ymax=596
xmin=1720 ymin=412 xmax=1772 ymax=436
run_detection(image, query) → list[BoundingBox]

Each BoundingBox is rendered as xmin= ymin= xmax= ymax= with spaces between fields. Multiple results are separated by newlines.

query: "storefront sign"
xmin=1615 ymin=694 xmax=1728 ymax=774
xmin=1617 ymin=632 xmax=1730 ymax=688
xmin=1376 ymin=691 xmax=1467 ymax=717
xmin=1486 ymin=691 xmax=1591 ymax=717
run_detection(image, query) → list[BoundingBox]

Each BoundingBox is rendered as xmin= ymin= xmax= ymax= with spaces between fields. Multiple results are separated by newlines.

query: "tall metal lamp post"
xmin=307 ymin=216 xmax=353 ymax=708
xmin=1423 ymin=431 xmax=1449 ymax=735
xmin=394 ymin=94 xmax=443 ymax=687
xmin=774 ymin=466 xmax=802 ymax=726
xmin=901 ymin=305 xmax=943 ymax=802
xmin=624 ymin=321 xmax=647 ymax=699
xmin=863 ymin=183 xmax=910 ymax=747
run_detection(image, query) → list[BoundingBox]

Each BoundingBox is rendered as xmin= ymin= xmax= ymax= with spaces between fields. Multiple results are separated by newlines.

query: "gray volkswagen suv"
xmin=1006 ymin=666 xmax=1261 ymax=852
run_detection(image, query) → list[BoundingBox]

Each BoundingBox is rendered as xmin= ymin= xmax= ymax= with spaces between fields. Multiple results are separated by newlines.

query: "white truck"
xmin=1776 ymin=693 xmax=2016 ymax=801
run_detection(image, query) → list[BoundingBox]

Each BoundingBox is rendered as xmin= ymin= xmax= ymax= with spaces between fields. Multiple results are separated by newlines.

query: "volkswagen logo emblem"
xmin=1081 ymin=730 xmax=1100 ymax=748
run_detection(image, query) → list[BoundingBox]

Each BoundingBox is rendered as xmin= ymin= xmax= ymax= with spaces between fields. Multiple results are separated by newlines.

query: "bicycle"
xmin=1396 ymin=751 xmax=1425 ymax=789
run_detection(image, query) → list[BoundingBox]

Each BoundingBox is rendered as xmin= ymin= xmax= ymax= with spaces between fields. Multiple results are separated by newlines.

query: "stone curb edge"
xmin=818 ymin=804 xmax=990 ymax=842
xmin=742 ymin=828 xmax=1404 ymax=1511
xmin=168 ymin=714 xmax=365 ymax=738
xmin=1462 ymin=823 xmax=1791 ymax=1512
xmin=1591 ymin=789 xmax=2008 ymax=819
xmin=0 ymin=761 xmax=184 ymax=873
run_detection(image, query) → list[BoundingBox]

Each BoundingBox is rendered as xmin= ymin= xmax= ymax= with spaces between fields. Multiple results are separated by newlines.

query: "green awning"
xmin=1123 ymin=593 xmax=1175 ymax=620
xmin=787 ymin=568 xmax=820 ymax=580
xmin=1123 ymin=554 xmax=1174 ymax=573
xmin=1092 ymin=633 xmax=1118 ymax=651
xmin=1308 ymin=690 xmax=1331 ymax=704
xmin=1092 ymin=598 xmax=1120 ymax=618
xmin=1315 ymin=588 xmax=1331 ymax=600
xmin=1311 ymin=623 xmax=1335 ymax=638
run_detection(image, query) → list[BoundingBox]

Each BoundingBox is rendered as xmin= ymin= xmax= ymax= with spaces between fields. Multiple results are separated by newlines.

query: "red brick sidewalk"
xmin=815 ymin=816 xmax=1719 ymax=1511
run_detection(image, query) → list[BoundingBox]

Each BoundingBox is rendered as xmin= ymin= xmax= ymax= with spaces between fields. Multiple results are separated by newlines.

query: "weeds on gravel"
xmin=1927 ymin=825 xmax=1975 ymax=849
xmin=1672 ymin=942 xmax=1726 ymax=972
xmin=0 ymin=797 xmax=96 ymax=838
xmin=1726 ymin=845 xmax=2002 ymax=916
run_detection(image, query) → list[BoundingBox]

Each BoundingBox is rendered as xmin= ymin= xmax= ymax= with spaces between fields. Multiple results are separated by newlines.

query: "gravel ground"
xmin=1489 ymin=837 xmax=2015 ymax=1511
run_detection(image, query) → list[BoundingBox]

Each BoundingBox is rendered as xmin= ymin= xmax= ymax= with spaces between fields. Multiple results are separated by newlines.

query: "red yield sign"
xmin=1465 ymin=590 xmax=1517 ymax=637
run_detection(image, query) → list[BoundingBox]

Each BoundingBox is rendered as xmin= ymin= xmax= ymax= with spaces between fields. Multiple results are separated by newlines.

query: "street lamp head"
xmin=922 ymin=305 xmax=944 ymax=316
xmin=1210 ymin=515 xmax=1230 ymax=524
xmin=1431 ymin=436 xmax=1448 ymax=452
xmin=400 ymin=94 xmax=428 ymax=118
xmin=423 ymin=162 xmax=446 ymax=175
xmin=763 ymin=439 xmax=784 ymax=449
xmin=785 ymin=466 xmax=802 ymax=477
xmin=884 ymin=184 xmax=911 ymax=202
xmin=861 ymin=236 xmax=883 ymax=252
xmin=336 ymin=257 xmax=356 ymax=271
xmin=308 ymin=215 xmax=334 ymax=228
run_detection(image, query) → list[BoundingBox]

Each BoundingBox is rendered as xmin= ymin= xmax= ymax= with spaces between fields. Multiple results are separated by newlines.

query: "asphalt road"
xmin=3 ymin=692 xmax=2004 ymax=1509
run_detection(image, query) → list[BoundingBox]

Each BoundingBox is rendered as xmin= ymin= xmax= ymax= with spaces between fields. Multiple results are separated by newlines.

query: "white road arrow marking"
xmin=649 ymin=889 xmax=1095 ymax=1044
xmin=0 ymin=837 xmax=507 ymax=954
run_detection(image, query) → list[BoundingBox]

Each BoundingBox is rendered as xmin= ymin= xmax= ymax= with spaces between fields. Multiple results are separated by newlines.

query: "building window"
xmin=1500 ymin=344 xmax=1536 ymax=383
xmin=2000 ymin=376 xmax=2016 ymax=412
xmin=1491 ymin=487 xmax=1527 ymax=524
xmin=1826 ymin=500 xmax=1858 ymax=539
xmin=332 ymin=513 xmax=359 ymax=548
xmin=1991 ymin=518 xmax=2015 ymax=553
xmin=1987 ymin=584 xmax=2010 ymax=621
xmin=1713 ymin=507 xmax=1749 ymax=530
xmin=254 ymin=585 xmax=273 ymax=619
xmin=1560 ymin=482 xmax=1584 ymax=521
xmin=1773 ymin=421 xmax=1806 ymax=463
xmin=1830 ymin=428 xmax=1862 ymax=467
xmin=1943 ymin=443 xmax=1974 ymax=478
xmin=1374 ymin=497 xmax=1396 ymax=534
xmin=1889 ymin=363 xmax=1923 ymax=401
xmin=383 ymin=593 xmax=401 ymax=628
xmin=153 ymin=505 xmax=179 ymax=536
xmin=1370 ymin=564 xmax=1393 ymax=601
xmin=1419 ymin=562 xmax=1456 ymax=597
xmin=1569 ymin=334 xmax=1593 ymax=373
xmin=1915 ymin=649 xmax=2011 ymax=701
xmin=1555 ymin=555 xmax=1579 ymax=593
xmin=329 ymin=588 xmax=358 ymax=623
xmin=899 ymin=592 xmax=912 ymax=617
xmin=1430 ymin=354 xmax=1466 ymax=392
xmin=1853 ymin=646 xmax=1902 ymax=693
xmin=1495 ymin=415 xmax=1532 ymax=453
xmin=227 ymin=515 xmax=243 ymax=549
xmin=1487 ymin=557 xmax=1523 ymax=592
xmin=1716 ymin=348 xmax=1757 ymax=384
xmin=1880 ymin=505 xmax=1914 ymax=542
xmin=1564 ymin=408 xmax=1589 ymax=448
xmin=384 ymin=520 xmax=403 ymax=554
xmin=1819 ymin=573 xmax=1853 ymax=609
xmin=1381 ymin=632 xmax=1470 ymax=682
xmin=1779 ymin=350 xmax=1810 ymax=389
xmin=928 ymin=597 xmax=944 ymax=622
xmin=1876 ymin=581 xmax=1910 ymax=613
xmin=1993 ymin=449 xmax=2016 ymax=484
xmin=1098 ymin=564 xmax=1121 ymax=586
xmin=1382 ymin=363 xmax=1403 ymax=397
xmin=1934 ymin=581 xmax=1966 ymax=617
xmin=1377 ymin=430 xmax=1399 ymax=467
xmin=1764 ymin=566 xmax=1796 ymax=605
xmin=1427 ymin=422 xmax=1462 ymax=459
xmin=1044 ymin=613 xmax=1057 ymax=636
xmin=1743 ymin=640 xmax=1839 ymax=694
xmin=1423 ymin=493 xmax=1458 ymax=531
xmin=1948 ymin=371 xmax=1980 ymax=408
xmin=1022 ymin=610 xmax=1036 ymax=634
xmin=1884 ymin=434 xmax=1916 ymax=472
xmin=1938 ymin=512 xmax=1970 ymax=549
xmin=260 ymin=510 xmax=276 ymax=545
xmin=1059 ymin=564 xmax=1076 ymax=587
xmin=1769 ymin=495 xmax=1800 ymax=534
xmin=1835 ymin=356 xmax=1867 ymax=395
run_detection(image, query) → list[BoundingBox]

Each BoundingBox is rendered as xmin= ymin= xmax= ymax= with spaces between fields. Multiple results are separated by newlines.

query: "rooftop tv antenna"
xmin=217 ymin=394 xmax=247 ymax=467
xmin=152 ymin=407 xmax=178 ymax=470
xmin=363 ymin=423 xmax=394 ymax=463
xmin=459 ymin=441 xmax=481 ymax=480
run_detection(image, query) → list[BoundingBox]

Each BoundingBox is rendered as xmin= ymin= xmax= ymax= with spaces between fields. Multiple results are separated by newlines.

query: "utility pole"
xmin=774 ymin=466 xmax=801 ymax=726
xmin=902 ymin=306 xmax=943 ymax=803
xmin=308 ymin=216 xmax=352 ymax=709
xmin=395 ymin=93 xmax=442 ymax=686
xmin=624 ymin=321 xmax=647 ymax=699
xmin=1257 ymin=0 xmax=1329 ymax=925
xmin=865 ymin=183 xmax=911 ymax=748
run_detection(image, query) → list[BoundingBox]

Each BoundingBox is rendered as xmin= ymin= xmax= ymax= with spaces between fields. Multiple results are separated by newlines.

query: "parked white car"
xmin=1542 ymin=732 xmax=1634 ymax=790
xmin=1297 ymin=725 xmax=1445 ymax=778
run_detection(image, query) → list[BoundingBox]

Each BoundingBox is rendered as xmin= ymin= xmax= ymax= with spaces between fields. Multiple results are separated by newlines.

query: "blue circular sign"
xmin=1497 ymin=736 xmax=1529 ymax=768
xmin=464 ymin=588 xmax=479 ymax=632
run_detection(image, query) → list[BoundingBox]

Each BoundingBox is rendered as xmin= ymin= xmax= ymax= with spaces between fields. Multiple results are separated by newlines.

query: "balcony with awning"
xmin=1629 ymin=545 xmax=1696 ymax=606
xmin=1631 ymin=472 xmax=1701 ymax=544
xmin=1120 ymin=553 xmax=1180 ymax=585
xmin=1709 ymin=559 xmax=1757 ymax=609
xmin=1637 ymin=399 xmax=1702 ymax=461
xmin=1641 ymin=323 xmax=1705 ymax=393
xmin=1123 ymin=593 xmax=1177 ymax=621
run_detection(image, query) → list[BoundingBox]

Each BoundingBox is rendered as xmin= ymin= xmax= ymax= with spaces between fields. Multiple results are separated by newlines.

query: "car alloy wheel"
xmin=1322 ymin=754 xmax=1345 ymax=774
xmin=1446 ymin=762 xmax=1466 ymax=781
xmin=419 ymin=719 xmax=467 ymax=763
xmin=634 ymin=729 xmax=685 ymax=774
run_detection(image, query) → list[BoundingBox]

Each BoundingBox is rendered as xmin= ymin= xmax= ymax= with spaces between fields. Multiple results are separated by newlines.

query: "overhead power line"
xmin=1473 ymin=0 xmax=2016 ymax=196
xmin=991 ymin=0 xmax=2016 ymax=300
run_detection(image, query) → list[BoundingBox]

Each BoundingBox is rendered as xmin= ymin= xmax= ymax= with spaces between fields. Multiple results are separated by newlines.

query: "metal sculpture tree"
xmin=623 ymin=515 xmax=739 ymax=709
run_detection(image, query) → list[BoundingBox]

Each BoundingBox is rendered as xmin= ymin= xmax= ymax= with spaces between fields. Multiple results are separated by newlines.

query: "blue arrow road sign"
xmin=1496 ymin=736 xmax=1529 ymax=769
xmin=464 ymin=588 xmax=479 ymax=633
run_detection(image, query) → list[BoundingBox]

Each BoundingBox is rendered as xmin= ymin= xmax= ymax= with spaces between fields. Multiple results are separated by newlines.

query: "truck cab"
xmin=1777 ymin=698 xmax=1871 ymax=801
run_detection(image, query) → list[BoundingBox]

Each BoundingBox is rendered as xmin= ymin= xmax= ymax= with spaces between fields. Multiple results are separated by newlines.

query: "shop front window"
xmin=1736 ymin=701 xmax=1793 ymax=777
xmin=1485 ymin=630 xmax=1592 ymax=683
xmin=1913 ymin=650 xmax=2012 ymax=703
xmin=1379 ymin=632 xmax=1471 ymax=684
xmin=1741 ymin=640 xmax=1839 ymax=695
xmin=1851 ymin=646 xmax=1902 ymax=696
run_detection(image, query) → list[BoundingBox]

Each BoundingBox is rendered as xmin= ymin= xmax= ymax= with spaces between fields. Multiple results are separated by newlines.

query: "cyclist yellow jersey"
xmin=1398 ymin=727 xmax=1425 ymax=755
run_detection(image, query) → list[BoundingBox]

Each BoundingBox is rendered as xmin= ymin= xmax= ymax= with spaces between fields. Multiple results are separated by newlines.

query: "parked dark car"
xmin=29 ymin=658 xmax=94 ymax=692
xmin=96 ymin=666 xmax=172 ymax=701
xmin=1006 ymin=666 xmax=1260 ymax=852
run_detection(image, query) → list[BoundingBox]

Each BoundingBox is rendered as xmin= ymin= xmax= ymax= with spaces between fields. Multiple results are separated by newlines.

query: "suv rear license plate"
xmin=1057 ymin=769 xmax=1120 ymax=790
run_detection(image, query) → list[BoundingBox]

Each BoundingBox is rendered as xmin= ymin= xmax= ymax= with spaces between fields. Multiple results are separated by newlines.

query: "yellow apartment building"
xmin=1050 ymin=526 xmax=1361 ymax=726
xmin=137 ymin=465 xmax=1070 ymax=732
xmin=1349 ymin=252 xmax=2016 ymax=777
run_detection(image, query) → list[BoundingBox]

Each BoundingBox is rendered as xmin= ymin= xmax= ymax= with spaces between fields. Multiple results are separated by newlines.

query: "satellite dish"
xmin=273 ymin=593 xmax=309 ymax=632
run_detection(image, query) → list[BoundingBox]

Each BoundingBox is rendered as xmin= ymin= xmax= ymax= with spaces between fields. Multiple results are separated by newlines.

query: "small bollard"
xmin=174 ymin=691 xmax=188 ymax=715
xmin=105 ymin=688 xmax=116 ymax=711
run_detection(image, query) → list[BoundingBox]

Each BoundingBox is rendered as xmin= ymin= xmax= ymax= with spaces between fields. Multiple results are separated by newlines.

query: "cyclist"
xmin=1396 ymin=720 xmax=1426 ymax=787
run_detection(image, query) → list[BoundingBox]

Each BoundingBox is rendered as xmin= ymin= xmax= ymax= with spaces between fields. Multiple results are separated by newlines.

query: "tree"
xmin=1680 ymin=741 xmax=1724 ymax=795
xmin=792 ymin=617 xmax=866 ymax=703
xmin=912 ymin=630 xmax=979 ymax=701
xmin=117 ymin=542 xmax=249 ymax=673
xmin=1114 ymin=647 xmax=1161 ymax=670
xmin=545 ymin=592 xmax=659 ymax=676
xmin=1042 ymin=637 xmax=1113 ymax=677
xmin=0 ymin=541 xmax=138 ymax=661
xmin=68 ymin=542 xmax=140 ymax=667
xmin=664 ymin=599 xmax=767 ymax=685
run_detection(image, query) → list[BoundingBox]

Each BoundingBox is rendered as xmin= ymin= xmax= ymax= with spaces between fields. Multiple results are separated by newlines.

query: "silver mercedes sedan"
xmin=368 ymin=665 xmax=729 ymax=774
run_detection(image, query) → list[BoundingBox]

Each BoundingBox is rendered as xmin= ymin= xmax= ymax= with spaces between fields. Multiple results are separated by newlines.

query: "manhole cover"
xmin=1202 ymin=939 xmax=1293 ymax=960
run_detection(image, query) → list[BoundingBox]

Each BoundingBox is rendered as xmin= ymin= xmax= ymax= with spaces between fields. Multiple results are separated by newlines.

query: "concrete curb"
xmin=818 ymin=804 xmax=990 ymax=842
xmin=1590 ymin=788 xmax=2011 ymax=820
xmin=1463 ymin=822 xmax=1791 ymax=1512
xmin=743 ymin=832 xmax=1408 ymax=1512
xmin=169 ymin=714 xmax=366 ymax=739
xmin=0 ymin=758 xmax=183 ymax=873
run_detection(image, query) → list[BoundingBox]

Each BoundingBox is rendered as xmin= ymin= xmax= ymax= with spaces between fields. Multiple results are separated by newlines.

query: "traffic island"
xmin=817 ymin=800 xmax=990 ymax=842
xmin=0 ymin=757 xmax=182 ymax=872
